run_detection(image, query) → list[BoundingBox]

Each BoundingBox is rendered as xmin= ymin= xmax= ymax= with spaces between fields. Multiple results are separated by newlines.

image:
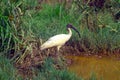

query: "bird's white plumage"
xmin=40 ymin=28 xmax=72 ymax=51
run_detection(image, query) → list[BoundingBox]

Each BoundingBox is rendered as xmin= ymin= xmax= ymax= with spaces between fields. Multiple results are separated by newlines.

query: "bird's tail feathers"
xmin=40 ymin=40 xmax=53 ymax=51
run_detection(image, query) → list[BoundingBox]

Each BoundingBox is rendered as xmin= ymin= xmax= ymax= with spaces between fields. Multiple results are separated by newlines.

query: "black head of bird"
xmin=67 ymin=24 xmax=81 ymax=38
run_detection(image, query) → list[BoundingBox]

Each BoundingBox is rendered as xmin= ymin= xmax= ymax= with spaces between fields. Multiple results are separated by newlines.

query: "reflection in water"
xmin=67 ymin=56 xmax=120 ymax=80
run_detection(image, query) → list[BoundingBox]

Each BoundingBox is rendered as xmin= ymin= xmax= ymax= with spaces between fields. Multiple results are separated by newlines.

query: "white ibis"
xmin=40 ymin=24 xmax=80 ymax=53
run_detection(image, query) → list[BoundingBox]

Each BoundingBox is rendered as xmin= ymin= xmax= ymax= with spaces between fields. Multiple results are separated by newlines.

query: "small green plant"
xmin=33 ymin=57 xmax=81 ymax=80
xmin=0 ymin=56 xmax=22 ymax=80
xmin=89 ymin=73 xmax=97 ymax=80
xmin=0 ymin=0 xmax=39 ymax=62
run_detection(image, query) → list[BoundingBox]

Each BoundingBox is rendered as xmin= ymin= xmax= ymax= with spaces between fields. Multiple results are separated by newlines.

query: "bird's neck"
xmin=68 ymin=28 xmax=72 ymax=36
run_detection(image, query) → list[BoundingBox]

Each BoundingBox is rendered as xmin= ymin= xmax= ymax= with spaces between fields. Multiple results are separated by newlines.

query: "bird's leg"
xmin=57 ymin=46 xmax=61 ymax=56
xmin=57 ymin=46 xmax=66 ymax=62
xmin=47 ymin=49 xmax=50 ymax=57
xmin=56 ymin=46 xmax=65 ymax=68
xmin=56 ymin=45 xmax=63 ymax=61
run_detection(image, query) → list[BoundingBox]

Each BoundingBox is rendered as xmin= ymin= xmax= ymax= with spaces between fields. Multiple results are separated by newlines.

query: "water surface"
xmin=67 ymin=55 xmax=120 ymax=80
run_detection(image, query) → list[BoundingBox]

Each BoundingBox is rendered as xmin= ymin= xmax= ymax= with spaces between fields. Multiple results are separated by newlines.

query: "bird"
xmin=40 ymin=24 xmax=80 ymax=54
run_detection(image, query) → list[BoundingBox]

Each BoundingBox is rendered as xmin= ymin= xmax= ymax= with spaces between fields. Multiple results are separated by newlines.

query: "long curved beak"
xmin=71 ymin=26 xmax=81 ymax=38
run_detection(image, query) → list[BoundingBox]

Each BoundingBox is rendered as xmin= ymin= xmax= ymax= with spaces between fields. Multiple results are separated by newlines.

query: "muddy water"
xmin=67 ymin=55 xmax=120 ymax=80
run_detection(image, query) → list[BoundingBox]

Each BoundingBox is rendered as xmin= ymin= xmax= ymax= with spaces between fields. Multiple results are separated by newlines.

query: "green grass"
xmin=79 ymin=11 xmax=120 ymax=53
xmin=31 ymin=4 xmax=80 ymax=40
xmin=33 ymin=58 xmax=97 ymax=80
xmin=29 ymin=3 xmax=120 ymax=53
xmin=33 ymin=57 xmax=82 ymax=80
xmin=0 ymin=56 xmax=22 ymax=80
xmin=1 ymin=0 xmax=119 ymax=55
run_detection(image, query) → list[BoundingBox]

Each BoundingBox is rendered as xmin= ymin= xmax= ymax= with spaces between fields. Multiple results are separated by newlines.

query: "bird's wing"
xmin=45 ymin=34 xmax=67 ymax=45
xmin=48 ymin=34 xmax=66 ymax=41
xmin=40 ymin=34 xmax=70 ymax=50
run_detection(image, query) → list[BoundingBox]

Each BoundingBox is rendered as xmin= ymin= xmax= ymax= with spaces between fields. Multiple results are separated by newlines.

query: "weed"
xmin=0 ymin=56 xmax=22 ymax=80
xmin=33 ymin=57 xmax=81 ymax=80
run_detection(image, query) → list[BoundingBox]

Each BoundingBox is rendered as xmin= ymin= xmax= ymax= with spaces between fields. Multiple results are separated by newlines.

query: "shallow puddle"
xmin=67 ymin=55 xmax=120 ymax=80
